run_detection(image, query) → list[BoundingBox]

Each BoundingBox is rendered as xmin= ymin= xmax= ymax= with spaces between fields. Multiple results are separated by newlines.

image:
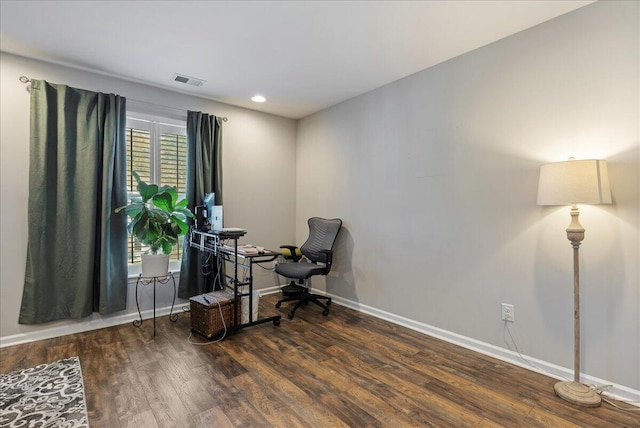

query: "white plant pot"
xmin=141 ymin=253 xmax=170 ymax=278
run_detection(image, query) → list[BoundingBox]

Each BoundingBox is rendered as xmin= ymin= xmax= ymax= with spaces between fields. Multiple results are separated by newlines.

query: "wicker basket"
xmin=190 ymin=289 xmax=239 ymax=339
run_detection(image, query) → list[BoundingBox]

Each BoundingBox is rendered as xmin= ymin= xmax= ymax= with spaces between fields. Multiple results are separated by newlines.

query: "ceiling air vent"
xmin=172 ymin=73 xmax=205 ymax=87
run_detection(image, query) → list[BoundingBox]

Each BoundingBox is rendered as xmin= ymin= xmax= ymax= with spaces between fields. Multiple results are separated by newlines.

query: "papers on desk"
xmin=222 ymin=244 xmax=262 ymax=255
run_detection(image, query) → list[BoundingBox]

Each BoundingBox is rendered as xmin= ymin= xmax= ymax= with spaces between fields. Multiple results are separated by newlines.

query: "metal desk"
xmin=189 ymin=229 xmax=281 ymax=336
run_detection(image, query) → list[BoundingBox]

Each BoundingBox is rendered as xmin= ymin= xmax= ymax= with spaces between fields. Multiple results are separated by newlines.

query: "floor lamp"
xmin=537 ymin=159 xmax=611 ymax=407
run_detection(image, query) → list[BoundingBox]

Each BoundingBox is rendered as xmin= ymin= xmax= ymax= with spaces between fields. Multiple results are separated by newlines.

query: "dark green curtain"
xmin=19 ymin=80 xmax=128 ymax=324
xmin=178 ymin=111 xmax=223 ymax=298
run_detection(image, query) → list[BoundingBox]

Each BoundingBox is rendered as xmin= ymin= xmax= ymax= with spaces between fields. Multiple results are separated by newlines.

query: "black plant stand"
xmin=133 ymin=272 xmax=178 ymax=336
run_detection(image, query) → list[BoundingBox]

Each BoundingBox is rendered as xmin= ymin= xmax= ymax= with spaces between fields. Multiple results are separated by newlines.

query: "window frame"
xmin=125 ymin=113 xmax=188 ymax=275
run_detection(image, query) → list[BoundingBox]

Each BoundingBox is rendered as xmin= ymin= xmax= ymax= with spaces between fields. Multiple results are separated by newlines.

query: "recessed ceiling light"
xmin=251 ymin=95 xmax=266 ymax=103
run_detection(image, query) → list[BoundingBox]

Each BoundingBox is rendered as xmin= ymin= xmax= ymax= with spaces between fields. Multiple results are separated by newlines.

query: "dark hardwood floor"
xmin=1 ymin=294 xmax=638 ymax=427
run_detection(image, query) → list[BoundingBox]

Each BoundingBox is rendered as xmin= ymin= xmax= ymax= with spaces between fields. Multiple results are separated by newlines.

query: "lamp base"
xmin=554 ymin=381 xmax=601 ymax=407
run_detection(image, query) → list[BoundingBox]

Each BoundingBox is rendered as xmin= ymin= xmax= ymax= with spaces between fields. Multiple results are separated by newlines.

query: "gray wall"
xmin=0 ymin=52 xmax=297 ymax=340
xmin=296 ymin=1 xmax=639 ymax=391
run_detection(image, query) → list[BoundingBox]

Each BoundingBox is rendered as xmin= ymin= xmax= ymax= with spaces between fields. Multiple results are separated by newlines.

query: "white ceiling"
xmin=1 ymin=0 xmax=594 ymax=119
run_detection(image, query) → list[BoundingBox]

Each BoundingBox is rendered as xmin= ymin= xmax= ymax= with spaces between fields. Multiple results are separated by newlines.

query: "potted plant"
xmin=115 ymin=171 xmax=195 ymax=277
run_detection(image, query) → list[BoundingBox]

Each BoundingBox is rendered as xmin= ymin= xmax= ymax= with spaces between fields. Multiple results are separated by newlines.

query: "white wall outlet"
xmin=501 ymin=303 xmax=515 ymax=322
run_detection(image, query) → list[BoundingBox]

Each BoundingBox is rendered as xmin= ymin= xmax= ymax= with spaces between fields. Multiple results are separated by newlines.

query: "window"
xmin=125 ymin=116 xmax=187 ymax=266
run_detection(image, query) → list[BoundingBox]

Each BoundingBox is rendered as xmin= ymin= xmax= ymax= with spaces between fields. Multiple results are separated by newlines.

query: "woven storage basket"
xmin=190 ymin=289 xmax=239 ymax=338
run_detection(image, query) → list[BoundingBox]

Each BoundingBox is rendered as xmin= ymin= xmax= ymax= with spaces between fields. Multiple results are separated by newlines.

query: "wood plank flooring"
xmin=1 ymin=294 xmax=638 ymax=427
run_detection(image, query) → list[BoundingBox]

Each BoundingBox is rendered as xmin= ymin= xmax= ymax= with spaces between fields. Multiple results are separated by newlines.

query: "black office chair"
xmin=275 ymin=217 xmax=342 ymax=319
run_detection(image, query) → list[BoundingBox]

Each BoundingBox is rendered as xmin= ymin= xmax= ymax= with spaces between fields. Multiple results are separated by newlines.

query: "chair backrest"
xmin=300 ymin=217 xmax=342 ymax=263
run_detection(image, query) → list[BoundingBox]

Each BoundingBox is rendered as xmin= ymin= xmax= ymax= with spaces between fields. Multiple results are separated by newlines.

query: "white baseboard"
xmin=1 ymin=272 xmax=185 ymax=348
xmin=264 ymin=285 xmax=640 ymax=407
xmin=0 ymin=305 xmax=180 ymax=348
xmin=4 ymin=285 xmax=639 ymax=407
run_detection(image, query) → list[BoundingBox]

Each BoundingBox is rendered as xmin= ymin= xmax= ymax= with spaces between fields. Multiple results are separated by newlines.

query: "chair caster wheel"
xmin=322 ymin=309 xmax=329 ymax=316
xmin=288 ymin=312 xmax=294 ymax=319
xmin=273 ymin=319 xmax=281 ymax=326
xmin=275 ymin=302 xmax=281 ymax=308
xmin=327 ymin=299 xmax=332 ymax=306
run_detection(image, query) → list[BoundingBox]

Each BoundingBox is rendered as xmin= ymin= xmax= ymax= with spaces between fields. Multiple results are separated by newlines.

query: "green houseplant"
xmin=115 ymin=171 xmax=194 ymax=277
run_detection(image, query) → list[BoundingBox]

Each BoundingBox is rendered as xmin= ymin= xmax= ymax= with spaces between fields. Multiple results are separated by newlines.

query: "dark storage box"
xmin=190 ymin=289 xmax=238 ymax=338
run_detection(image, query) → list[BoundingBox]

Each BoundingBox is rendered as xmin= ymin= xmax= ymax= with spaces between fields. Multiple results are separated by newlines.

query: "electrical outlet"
xmin=501 ymin=303 xmax=515 ymax=322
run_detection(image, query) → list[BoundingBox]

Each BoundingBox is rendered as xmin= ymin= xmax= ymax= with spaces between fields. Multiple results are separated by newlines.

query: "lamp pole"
xmin=567 ymin=204 xmax=583 ymax=383
xmin=553 ymin=205 xmax=601 ymax=407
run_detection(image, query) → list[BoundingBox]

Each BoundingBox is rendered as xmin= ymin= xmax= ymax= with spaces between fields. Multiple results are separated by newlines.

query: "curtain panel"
xmin=178 ymin=111 xmax=223 ymax=298
xmin=19 ymin=80 xmax=128 ymax=324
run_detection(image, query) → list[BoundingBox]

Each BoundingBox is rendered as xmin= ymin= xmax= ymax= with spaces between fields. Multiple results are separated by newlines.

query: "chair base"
xmin=275 ymin=286 xmax=331 ymax=319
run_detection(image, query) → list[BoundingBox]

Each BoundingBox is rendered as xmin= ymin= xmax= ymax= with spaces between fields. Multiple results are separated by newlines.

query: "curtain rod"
xmin=19 ymin=75 xmax=228 ymax=122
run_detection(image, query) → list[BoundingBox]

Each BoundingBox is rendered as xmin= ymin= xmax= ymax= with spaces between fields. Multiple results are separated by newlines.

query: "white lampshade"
xmin=537 ymin=159 xmax=612 ymax=206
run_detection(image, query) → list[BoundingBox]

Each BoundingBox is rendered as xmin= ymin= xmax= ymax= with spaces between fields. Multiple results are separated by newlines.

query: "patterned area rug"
xmin=0 ymin=357 xmax=89 ymax=427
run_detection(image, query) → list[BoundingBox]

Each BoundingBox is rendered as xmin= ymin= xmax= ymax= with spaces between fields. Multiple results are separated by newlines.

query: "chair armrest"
xmin=280 ymin=245 xmax=302 ymax=262
xmin=318 ymin=250 xmax=333 ymax=275
xmin=318 ymin=249 xmax=333 ymax=264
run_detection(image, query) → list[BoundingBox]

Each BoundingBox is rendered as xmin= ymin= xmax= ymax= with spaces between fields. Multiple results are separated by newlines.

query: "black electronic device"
xmin=203 ymin=193 xmax=216 ymax=227
xmin=195 ymin=205 xmax=207 ymax=230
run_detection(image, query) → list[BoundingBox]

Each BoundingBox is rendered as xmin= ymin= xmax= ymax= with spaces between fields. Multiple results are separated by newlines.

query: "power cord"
xmin=200 ymin=252 xmax=213 ymax=276
xmin=502 ymin=321 xmax=567 ymax=380
xmin=502 ymin=321 xmax=640 ymax=411
xmin=213 ymin=252 xmax=223 ymax=289
xmin=254 ymin=260 xmax=277 ymax=271
xmin=593 ymin=385 xmax=640 ymax=411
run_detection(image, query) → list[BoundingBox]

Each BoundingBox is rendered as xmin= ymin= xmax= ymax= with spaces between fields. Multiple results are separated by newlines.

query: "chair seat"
xmin=275 ymin=262 xmax=326 ymax=279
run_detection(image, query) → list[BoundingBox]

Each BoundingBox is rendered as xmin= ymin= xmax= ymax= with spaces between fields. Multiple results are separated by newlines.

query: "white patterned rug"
xmin=0 ymin=356 xmax=89 ymax=427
